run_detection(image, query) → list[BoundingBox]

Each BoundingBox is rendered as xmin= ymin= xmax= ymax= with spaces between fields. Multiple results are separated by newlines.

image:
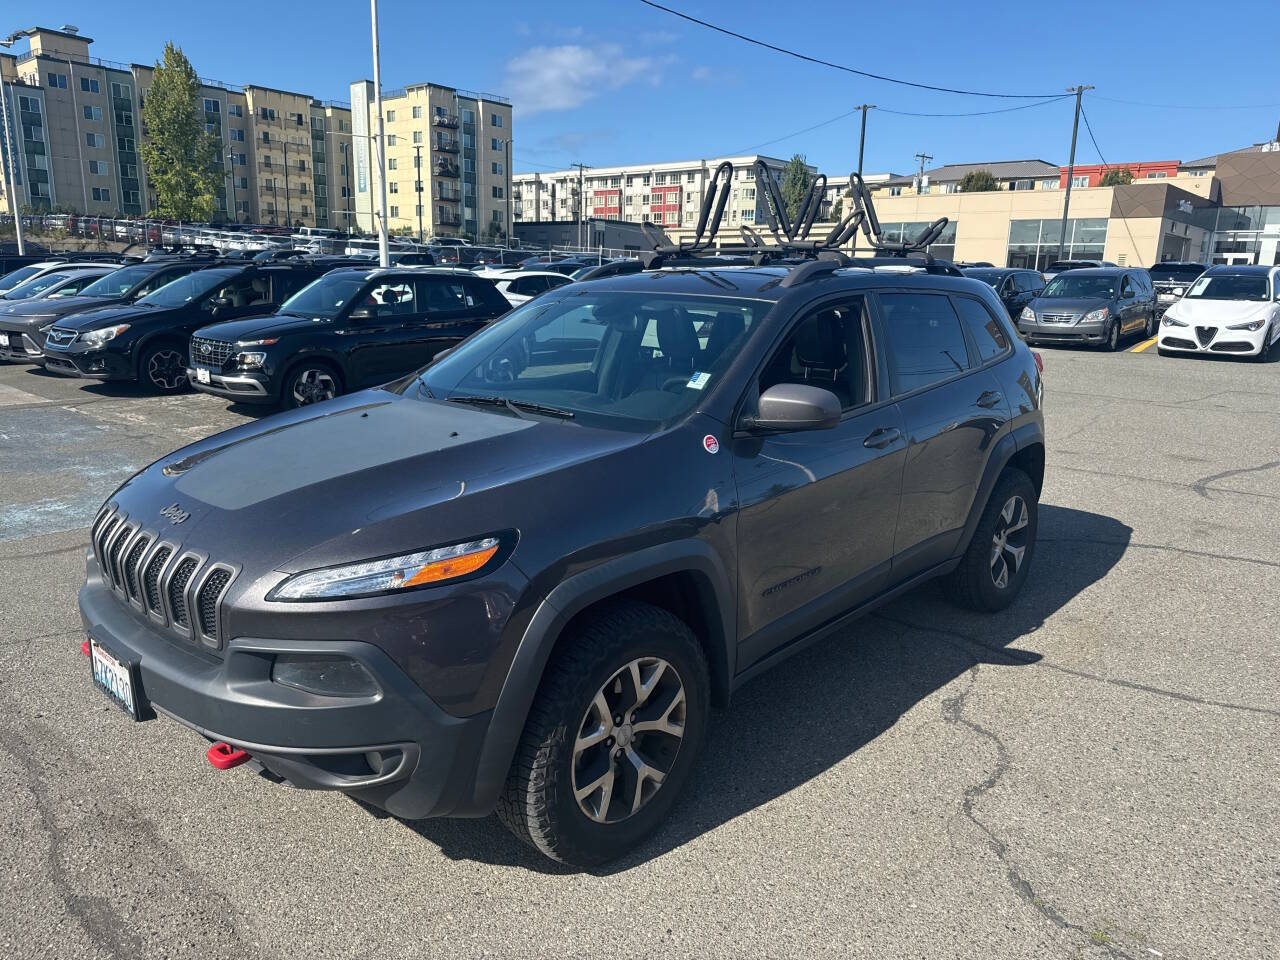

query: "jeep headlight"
xmin=1082 ymin=307 xmax=1109 ymax=324
xmin=1226 ymin=318 xmax=1265 ymax=331
xmin=80 ymin=323 xmax=130 ymax=346
xmin=268 ymin=536 xmax=502 ymax=601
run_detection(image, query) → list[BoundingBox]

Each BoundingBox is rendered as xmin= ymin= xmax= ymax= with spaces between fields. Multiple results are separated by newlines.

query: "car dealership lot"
xmin=1 ymin=346 xmax=1277 ymax=960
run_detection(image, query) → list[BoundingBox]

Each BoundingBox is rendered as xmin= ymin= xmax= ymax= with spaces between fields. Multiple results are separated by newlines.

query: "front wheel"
xmin=282 ymin=363 xmax=342 ymax=409
xmin=1144 ymin=312 xmax=1157 ymax=339
xmin=498 ymin=601 xmax=710 ymax=867
xmin=1103 ymin=320 xmax=1121 ymax=351
xmin=140 ymin=343 xmax=189 ymax=394
xmin=946 ymin=468 xmax=1038 ymax=612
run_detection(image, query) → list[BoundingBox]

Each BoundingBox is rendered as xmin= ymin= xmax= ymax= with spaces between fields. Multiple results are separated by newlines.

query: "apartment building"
xmin=311 ymin=101 xmax=354 ymax=232
xmin=511 ymin=155 xmax=815 ymax=234
xmin=350 ymin=80 xmax=512 ymax=241
xmin=875 ymin=159 xmax=1063 ymax=198
xmin=0 ymin=26 xmax=353 ymax=227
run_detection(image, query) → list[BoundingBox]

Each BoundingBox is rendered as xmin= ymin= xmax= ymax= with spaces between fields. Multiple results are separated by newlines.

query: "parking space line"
xmin=1130 ymin=337 xmax=1157 ymax=353
xmin=0 ymin=382 xmax=49 ymax=407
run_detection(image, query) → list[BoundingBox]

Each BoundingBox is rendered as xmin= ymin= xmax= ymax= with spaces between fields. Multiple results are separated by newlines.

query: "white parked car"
xmin=472 ymin=268 xmax=573 ymax=307
xmin=1158 ymin=265 xmax=1280 ymax=360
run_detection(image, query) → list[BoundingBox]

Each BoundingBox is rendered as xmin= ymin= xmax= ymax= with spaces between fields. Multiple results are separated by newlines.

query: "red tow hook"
xmin=81 ymin=640 xmax=90 ymax=656
xmin=207 ymin=741 xmax=252 ymax=770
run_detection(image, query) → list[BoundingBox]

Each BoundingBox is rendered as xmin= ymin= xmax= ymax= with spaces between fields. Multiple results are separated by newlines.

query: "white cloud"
xmin=692 ymin=65 xmax=712 ymax=81
xmin=505 ymin=44 xmax=659 ymax=115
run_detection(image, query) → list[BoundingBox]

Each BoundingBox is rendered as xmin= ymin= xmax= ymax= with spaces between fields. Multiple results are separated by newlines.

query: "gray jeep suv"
xmin=79 ymin=260 xmax=1045 ymax=866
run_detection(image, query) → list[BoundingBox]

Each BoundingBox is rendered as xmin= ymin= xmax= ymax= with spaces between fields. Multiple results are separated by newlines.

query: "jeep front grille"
xmin=90 ymin=504 xmax=238 ymax=649
xmin=191 ymin=337 xmax=235 ymax=367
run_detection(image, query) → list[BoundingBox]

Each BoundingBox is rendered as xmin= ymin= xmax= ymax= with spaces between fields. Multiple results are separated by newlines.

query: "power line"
xmin=1092 ymin=93 xmax=1280 ymax=111
xmin=879 ymin=96 xmax=1072 ymax=118
xmin=1078 ymin=101 xmax=1143 ymax=264
xmin=636 ymin=0 xmax=1063 ymax=99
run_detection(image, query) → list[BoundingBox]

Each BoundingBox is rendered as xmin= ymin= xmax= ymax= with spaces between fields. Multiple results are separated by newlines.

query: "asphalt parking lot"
xmin=1 ymin=341 xmax=1277 ymax=960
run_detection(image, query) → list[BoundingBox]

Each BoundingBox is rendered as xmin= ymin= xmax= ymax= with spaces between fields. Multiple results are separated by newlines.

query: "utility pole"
xmin=572 ymin=162 xmax=588 ymax=250
xmin=226 ymin=147 xmax=237 ymax=224
xmin=0 ymin=33 xmax=27 ymax=254
xmin=282 ymin=138 xmax=292 ymax=228
xmin=505 ymin=137 xmax=512 ymax=246
xmin=914 ymin=152 xmax=933 ymax=194
xmin=1057 ymin=85 xmax=1094 ymax=262
xmin=369 ymin=0 xmax=390 ymax=266
xmin=854 ymin=104 xmax=875 ymax=177
xmin=413 ymin=144 xmax=424 ymax=242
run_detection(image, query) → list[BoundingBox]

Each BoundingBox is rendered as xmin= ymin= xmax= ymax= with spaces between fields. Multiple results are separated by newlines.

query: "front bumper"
xmin=188 ymin=364 xmax=275 ymax=404
xmin=78 ymin=555 xmax=494 ymax=818
xmin=1017 ymin=318 xmax=1107 ymax=344
xmin=1158 ymin=323 xmax=1265 ymax=356
xmin=41 ymin=342 xmax=132 ymax=380
xmin=0 ymin=328 xmax=46 ymax=362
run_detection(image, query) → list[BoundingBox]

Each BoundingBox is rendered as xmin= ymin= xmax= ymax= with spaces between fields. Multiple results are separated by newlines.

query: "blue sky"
xmin=38 ymin=0 xmax=1280 ymax=176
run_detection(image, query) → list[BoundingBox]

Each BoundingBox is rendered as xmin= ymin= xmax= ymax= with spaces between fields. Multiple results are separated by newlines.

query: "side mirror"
xmin=348 ymin=306 xmax=373 ymax=321
xmin=741 ymin=383 xmax=842 ymax=432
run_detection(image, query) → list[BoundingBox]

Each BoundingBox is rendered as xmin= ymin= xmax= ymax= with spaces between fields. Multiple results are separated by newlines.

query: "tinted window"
xmin=0 ymin=266 xmax=42 ymax=289
xmin=47 ymin=274 xmax=103 ymax=298
xmin=278 ymin=273 xmax=368 ymax=319
xmin=954 ymin=297 xmax=1009 ymax=363
xmin=4 ymin=272 xmax=73 ymax=299
xmin=1120 ymin=276 xmax=1133 ymax=297
xmin=547 ymin=275 xmax=572 ymax=290
xmin=1149 ymin=264 xmax=1205 ymax=282
xmin=362 ymin=280 xmax=416 ymax=317
xmin=1041 ymin=274 xmax=1117 ymax=299
xmin=140 ymin=269 xmax=240 ymax=307
xmin=417 ymin=278 xmax=471 ymax=313
xmin=759 ymin=298 xmax=869 ymax=411
xmin=1186 ymin=274 xmax=1269 ymax=301
xmin=878 ymin=293 xmax=972 ymax=395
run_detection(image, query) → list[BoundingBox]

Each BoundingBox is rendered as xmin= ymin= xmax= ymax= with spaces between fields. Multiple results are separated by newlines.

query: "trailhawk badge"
xmin=702 ymin=435 xmax=720 ymax=455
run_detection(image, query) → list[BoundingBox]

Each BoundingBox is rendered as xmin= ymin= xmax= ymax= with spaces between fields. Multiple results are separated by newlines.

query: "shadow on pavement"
xmin=394 ymin=504 xmax=1132 ymax=873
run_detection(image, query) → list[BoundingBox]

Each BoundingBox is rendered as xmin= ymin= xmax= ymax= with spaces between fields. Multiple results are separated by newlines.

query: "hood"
xmin=0 ymin=294 xmax=125 ymax=330
xmin=55 ymin=301 xmax=171 ymax=332
xmin=109 ymin=389 xmax=643 ymax=575
xmin=1029 ymin=296 xmax=1112 ymax=315
xmin=193 ymin=312 xmax=319 ymax=342
xmin=1166 ymin=298 xmax=1274 ymax=327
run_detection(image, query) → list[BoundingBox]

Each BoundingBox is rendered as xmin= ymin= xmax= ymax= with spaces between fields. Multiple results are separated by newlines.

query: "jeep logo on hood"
xmin=159 ymin=503 xmax=190 ymax=524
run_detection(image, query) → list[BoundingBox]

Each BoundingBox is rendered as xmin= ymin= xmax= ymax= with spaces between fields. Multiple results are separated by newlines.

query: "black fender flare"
xmin=467 ymin=539 xmax=735 ymax=813
xmin=952 ymin=420 xmax=1043 ymax=560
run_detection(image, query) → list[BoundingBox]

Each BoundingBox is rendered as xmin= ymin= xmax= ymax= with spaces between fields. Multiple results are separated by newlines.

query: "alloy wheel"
xmin=1108 ymin=323 xmax=1119 ymax=350
xmin=571 ymin=656 xmax=687 ymax=824
xmin=990 ymin=495 xmax=1030 ymax=589
xmin=292 ymin=368 xmax=338 ymax=405
xmin=147 ymin=349 xmax=187 ymax=391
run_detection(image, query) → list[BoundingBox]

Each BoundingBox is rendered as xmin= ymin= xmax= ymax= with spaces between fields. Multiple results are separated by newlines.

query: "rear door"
xmin=873 ymin=290 xmax=1012 ymax=580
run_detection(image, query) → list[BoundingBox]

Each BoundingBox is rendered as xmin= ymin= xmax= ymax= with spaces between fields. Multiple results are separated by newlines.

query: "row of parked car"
xmin=959 ymin=260 xmax=1280 ymax=360
xmin=0 ymin=250 xmax=599 ymax=407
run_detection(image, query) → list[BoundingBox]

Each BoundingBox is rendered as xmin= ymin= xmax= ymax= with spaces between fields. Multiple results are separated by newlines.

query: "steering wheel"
xmin=661 ymin=375 xmax=691 ymax=394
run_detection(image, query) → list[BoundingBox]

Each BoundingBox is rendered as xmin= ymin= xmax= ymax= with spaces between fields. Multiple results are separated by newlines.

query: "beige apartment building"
xmin=1 ymin=25 xmax=353 ymax=228
xmin=350 ymin=80 xmax=512 ymax=241
xmin=511 ymin=155 xmax=814 ymax=234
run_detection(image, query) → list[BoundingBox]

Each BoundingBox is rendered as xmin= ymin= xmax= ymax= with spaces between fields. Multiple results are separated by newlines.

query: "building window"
xmin=86 ymin=132 xmax=105 ymax=148
xmin=412 ymin=105 xmax=422 ymax=119
xmin=388 ymin=134 xmax=397 ymax=146
xmin=1146 ymin=171 xmax=1168 ymax=179
xmin=228 ymin=103 xmax=243 ymax=117
xmin=18 ymin=95 xmax=40 ymax=114
xmin=389 ymin=205 xmax=400 ymax=217
xmin=237 ymin=176 xmax=248 ymax=189
xmin=230 ymin=128 xmax=244 ymax=141
xmin=1071 ymin=175 xmax=1089 ymax=188
xmin=389 ymin=182 xmax=399 ymax=193
xmin=262 ymin=131 xmax=271 ymax=143
xmin=203 ymin=98 xmax=220 ymax=113
xmin=490 ymin=113 xmax=502 ymax=127
xmin=91 ymin=186 xmax=111 ymax=202
xmin=889 ymin=185 xmax=903 ymax=197
xmin=83 ymin=105 xmax=102 ymax=122
xmin=115 ymin=110 xmax=133 ymax=126
xmin=388 ymin=158 xmax=398 ymax=170
xmin=462 ymin=108 xmax=475 ymax=124
xmin=492 ymin=186 xmax=504 ymax=199
xmin=412 ymin=130 xmax=422 ymax=144
xmin=233 ymin=153 xmax=246 ymax=166
xmin=122 ymin=164 xmax=137 ymax=179
xmin=125 ymin=190 xmax=141 ymax=206
xmin=46 ymin=73 xmax=67 ymax=89
xmin=1007 ymin=218 xmax=1108 ymax=271
xmin=206 ymin=122 xmax=217 ymax=134
xmin=80 ymin=77 xmax=100 ymax=93
xmin=386 ymin=109 xmax=395 ymax=122
xmin=1009 ymin=179 xmax=1033 ymax=191
xmin=110 ymin=81 xmax=130 ymax=100
xmin=492 ymin=161 xmax=504 ymax=175
xmin=1188 ymin=169 xmax=1208 ymax=177
xmin=1039 ymin=179 xmax=1058 ymax=190
xmin=289 ymin=112 xmax=303 ymax=125
xmin=88 ymin=160 xmax=109 ymax=175
xmin=490 ymin=137 xmax=501 ymax=151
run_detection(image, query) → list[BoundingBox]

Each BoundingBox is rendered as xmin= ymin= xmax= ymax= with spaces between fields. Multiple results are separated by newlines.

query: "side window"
xmin=1014 ymin=272 xmax=1033 ymax=293
xmin=49 ymin=275 xmax=98 ymax=297
xmin=524 ymin=276 xmax=551 ymax=295
xmin=207 ymin=275 xmax=258 ymax=310
xmin=547 ymin=275 xmax=572 ymax=290
xmin=954 ymin=296 xmax=1010 ymax=364
xmin=362 ymin=281 xmax=416 ymax=317
xmin=415 ymin=278 xmax=470 ymax=314
xmin=136 ymin=268 xmax=193 ymax=297
xmin=1120 ymin=275 xmax=1133 ymax=298
xmin=877 ymin=293 xmax=972 ymax=395
xmin=758 ymin=298 xmax=870 ymax=411
xmin=272 ymin=271 xmax=316 ymax=303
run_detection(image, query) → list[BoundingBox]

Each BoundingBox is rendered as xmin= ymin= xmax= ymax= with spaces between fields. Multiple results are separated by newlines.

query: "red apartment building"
xmin=1059 ymin=160 xmax=1181 ymax=188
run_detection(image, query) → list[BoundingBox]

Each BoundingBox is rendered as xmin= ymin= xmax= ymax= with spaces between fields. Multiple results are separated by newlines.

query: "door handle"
xmin=863 ymin=427 xmax=902 ymax=449
xmin=976 ymin=390 xmax=1003 ymax=409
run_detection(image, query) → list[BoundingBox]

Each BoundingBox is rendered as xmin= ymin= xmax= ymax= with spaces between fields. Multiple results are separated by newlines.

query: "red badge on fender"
xmin=703 ymin=434 xmax=720 ymax=454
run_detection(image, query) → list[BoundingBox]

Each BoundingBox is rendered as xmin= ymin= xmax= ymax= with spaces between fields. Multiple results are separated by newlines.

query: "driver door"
xmin=344 ymin=280 xmax=424 ymax=387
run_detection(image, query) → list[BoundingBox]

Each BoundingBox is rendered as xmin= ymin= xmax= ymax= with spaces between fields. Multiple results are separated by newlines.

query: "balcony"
xmin=437 ymin=212 xmax=462 ymax=227
xmin=434 ymin=160 xmax=460 ymax=178
xmin=434 ymin=185 xmax=462 ymax=202
xmin=432 ymin=114 xmax=459 ymax=128
xmin=434 ymin=139 xmax=460 ymax=154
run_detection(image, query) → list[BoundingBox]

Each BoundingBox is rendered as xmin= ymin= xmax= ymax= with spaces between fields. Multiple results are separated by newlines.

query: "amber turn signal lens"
xmin=403 ymin=543 xmax=499 ymax=586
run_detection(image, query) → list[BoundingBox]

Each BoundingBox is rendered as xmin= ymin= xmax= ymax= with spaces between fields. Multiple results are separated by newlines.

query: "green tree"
xmin=959 ymin=169 xmax=999 ymax=192
xmin=780 ymin=153 xmax=814 ymax=223
xmin=140 ymin=42 xmax=221 ymax=221
xmin=1099 ymin=167 xmax=1134 ymax=186
xmin=830 ymin=189 xmax=852 ymax=221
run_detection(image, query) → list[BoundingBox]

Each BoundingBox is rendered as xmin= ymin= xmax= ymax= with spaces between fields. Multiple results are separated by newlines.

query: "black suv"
xmin=78 ymin=261 xmax=1044 ymax=867
xmin=40 ymin=261 xmax=339 ymax=392
xmin=0 ymin=258 xmax=217 ymax=363
xmin=961 ymin=267 xmax=1045 ymax=321
xmin=187 ymin=267 xmax=511 ymax=409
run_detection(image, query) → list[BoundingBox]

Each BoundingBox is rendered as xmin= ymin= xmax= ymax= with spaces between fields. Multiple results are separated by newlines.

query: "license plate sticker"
xmin=89 ymin=638 xmax=142 ymax=720
xmin=195 ymin=367 xmax=211 ymax=384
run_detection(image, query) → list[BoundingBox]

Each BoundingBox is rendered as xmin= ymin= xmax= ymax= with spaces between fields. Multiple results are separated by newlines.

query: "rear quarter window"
xmin=953 ymin=296 xmax=1010 ymax=363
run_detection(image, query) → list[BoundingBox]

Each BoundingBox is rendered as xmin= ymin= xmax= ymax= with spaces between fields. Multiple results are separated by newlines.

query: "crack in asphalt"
xmin=1191 ymin=460 xmax=1280 ymax=499
xmin=1040 ymin=535 xmax=1280 ymax=573
xmin=0 ymin=543 xmax=85 ymax=563
xmin=1051 ymin=463 xmax=1280 ymax=504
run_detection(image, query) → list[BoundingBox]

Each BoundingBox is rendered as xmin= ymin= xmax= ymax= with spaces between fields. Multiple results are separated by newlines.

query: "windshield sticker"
xmin=686 ymin=371 xmax=711 ymax=391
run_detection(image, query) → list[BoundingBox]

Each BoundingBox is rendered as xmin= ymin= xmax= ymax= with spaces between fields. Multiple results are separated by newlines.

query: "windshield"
xmin=412 ymin=289 xmax=769 ymax=430
xmin=138 ymin=268 xmax=239 ymax=307
xmin=1041 ymin=275 xmax=1116 ymax=299
xmin=278 ymin=273 xmax=370 ymax=319
xmin=3 ymin=272 xmax=74 ymax=300
xmin=963 ymin=270 xmax=1007 ymax=288
xmin=1185 ymin=274 xmax=1270 ymax=301
xmin=78 ymin=264 xmax=156 ymax=298
xmin=1149 ymin=265 xmax=1205 ymax=282
xmin=0 ymin=265 xmax=43 ymax=290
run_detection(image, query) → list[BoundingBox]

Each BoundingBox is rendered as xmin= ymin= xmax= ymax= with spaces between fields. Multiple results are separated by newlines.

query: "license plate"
xmin=195 ymin=367 xmax=211 ymax=384
xmin=89 ymin=638 xmax=145 ymax=721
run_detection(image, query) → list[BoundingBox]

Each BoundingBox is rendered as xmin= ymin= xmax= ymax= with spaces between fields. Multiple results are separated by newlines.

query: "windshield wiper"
xmin=447 ymin=394 xmax=575 ymax=419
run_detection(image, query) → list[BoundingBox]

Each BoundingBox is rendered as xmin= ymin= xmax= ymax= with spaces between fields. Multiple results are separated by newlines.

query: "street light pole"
xmin=413 ymin=144 xmax=423 ymax=242
xmin=0 ymin=34 xmax=27 ymax=254
xmin=854 ymin=104 xmax=875 ymax=177
xmin=283 ymin=138 xmax=292 ymax=228
xmin=1056 ymin=85 xmax=1094 ymax=263
xmin=227 ymin=146 xmax=237 ymax=224
xmin=369 ymin=0 xmax=390 ymax=267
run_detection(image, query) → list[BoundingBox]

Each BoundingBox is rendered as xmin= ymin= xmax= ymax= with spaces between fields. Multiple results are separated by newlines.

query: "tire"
xmin=945 ymin=468 xmax=1038 ymax=612
xmin=282 ymin=361 xmax=342 ymax=409
xmin=1254 ymin=326 xmax=1273 ymax=363
xmin=1144 ymin=311 xmax=1156 ymax=339
xmin=1103 ymin=320 xmax=1120 ymax=352
xmin=139 ymin=342 xmax=189 ymax=394
xmin=498 ymin=600 xmax=710 ymax=867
